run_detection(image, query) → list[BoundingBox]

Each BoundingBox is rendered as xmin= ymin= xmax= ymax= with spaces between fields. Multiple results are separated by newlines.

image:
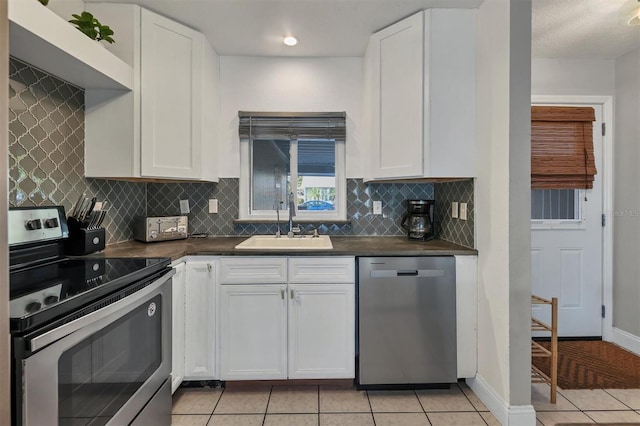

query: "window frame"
xmin=530 ymin=188 xmax=587 ymax=230
xmin=238 ymin=135 xmax=347 ymax=222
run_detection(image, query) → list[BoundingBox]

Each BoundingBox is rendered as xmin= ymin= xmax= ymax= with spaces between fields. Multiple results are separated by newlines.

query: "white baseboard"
xmin=612 ymin=327 xmax=640 ymax=356
xmin=466 ymin=375 xmax=536 ymax=426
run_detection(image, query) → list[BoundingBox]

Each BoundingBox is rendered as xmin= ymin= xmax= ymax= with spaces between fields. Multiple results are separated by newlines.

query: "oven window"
xmin=57 ymin=295 xmax=162 ymax=425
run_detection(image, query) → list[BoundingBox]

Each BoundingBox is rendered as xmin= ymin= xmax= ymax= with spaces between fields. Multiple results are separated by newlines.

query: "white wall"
xmin=217 ymin=56 xmax=364 ymax=178
xmin=47 ymin=0 xmax=85 ymax=21
xmin=532 ymin=58 xmax=615 ymax=96
xmin=614 ymin=47 xmax=640 ymax=338
xmin=472 ymin=0 xmax=534 ymax=424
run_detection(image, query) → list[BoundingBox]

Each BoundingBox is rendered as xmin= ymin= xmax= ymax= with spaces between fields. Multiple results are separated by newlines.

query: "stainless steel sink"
xmin=234 ymin=235 xmax=333 ymax=250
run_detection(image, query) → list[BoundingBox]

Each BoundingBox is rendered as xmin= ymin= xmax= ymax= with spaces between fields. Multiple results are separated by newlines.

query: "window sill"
xmin=233 ymin=218 xmax=351 ymax=225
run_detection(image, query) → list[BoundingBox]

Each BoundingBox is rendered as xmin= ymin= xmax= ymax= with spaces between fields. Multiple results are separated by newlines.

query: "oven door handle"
xmin=29 ymin=269 xmax=175 ymax=352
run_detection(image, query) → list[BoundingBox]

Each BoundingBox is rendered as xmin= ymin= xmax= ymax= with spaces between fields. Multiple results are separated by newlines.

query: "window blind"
xmin=531 ymin=106 xmax=597 ymax=190
xmin=239 ymin=112 xmax=346 ymax=141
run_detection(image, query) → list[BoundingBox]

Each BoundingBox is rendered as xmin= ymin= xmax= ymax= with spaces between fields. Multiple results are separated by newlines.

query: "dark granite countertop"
xmin=97 ymin=236 xmax=477 ymax=261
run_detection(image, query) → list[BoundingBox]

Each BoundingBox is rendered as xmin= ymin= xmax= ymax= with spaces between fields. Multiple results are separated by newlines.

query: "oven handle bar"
xmin=29 ymin=269 xmax=175 ymax=352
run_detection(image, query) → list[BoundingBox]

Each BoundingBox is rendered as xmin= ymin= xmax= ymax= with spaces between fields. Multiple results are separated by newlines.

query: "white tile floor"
xmin=172 ymin=382 xmax=640 ymax=425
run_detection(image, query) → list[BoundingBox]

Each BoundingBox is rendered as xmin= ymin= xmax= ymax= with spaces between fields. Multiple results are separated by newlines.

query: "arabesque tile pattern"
xmin=8 ymin=58 xmax=146 ymax=244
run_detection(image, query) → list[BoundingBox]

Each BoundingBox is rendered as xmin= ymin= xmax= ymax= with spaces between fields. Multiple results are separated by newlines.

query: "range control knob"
xmin=25 ymin=219 xmax=42 ymax=230
xmin=150 ymin=230 xmax=158 ymax=240
xmin=25 ymin=301 xmax=42 ymax=314
xmin=43 ymin=295 xmax=59 ymax=305
xmin=44 ymin=218 xmax=59 ymax=228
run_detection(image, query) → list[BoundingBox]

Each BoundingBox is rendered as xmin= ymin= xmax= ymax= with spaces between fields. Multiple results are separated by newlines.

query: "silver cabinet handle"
xmin=290 ymin=289 xmax=294 ymax=299
xmin=207 ymin=263 xmax=212 ymax=272
xmin=281 ymin=287 xmax=285 ymax=300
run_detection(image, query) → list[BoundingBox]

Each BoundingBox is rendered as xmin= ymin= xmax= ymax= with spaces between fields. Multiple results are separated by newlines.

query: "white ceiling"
xmin=81 ymin=0 xmax=640 ymax=58
xmin=82 ymin=0 xmax=482 ymax=56
xmin=533 ymin=0 xmax=640 ymax=59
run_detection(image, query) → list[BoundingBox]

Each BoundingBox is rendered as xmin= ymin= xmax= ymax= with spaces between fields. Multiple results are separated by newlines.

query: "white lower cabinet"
xmin=170 ymin=260 xmax=186 ymax=394
xmin=219 ymin=284 xmax=287 ymax=380
xmin=184 ymin=258 xmax=216 ymax=380
xmin=288 ymin=284 xmax=355 ymax=379
xmin=218 ymin=256 xmax=355 ymax=381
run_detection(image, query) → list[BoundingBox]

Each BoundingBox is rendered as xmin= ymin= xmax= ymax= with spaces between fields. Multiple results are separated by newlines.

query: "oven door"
xmin=22 ymin=271 xmax=173 ymax=426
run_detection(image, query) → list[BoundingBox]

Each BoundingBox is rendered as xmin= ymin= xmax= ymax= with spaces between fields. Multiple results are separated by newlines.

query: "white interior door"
xmin=531 ymin=103 xmax=604 ymax=337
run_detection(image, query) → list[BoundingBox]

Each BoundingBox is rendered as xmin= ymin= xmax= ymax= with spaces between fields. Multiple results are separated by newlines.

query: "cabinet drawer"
xmin=218 ymin=257 xmax=287 ymax=284
xmin=288 ymin=257 xmax=355 ymax=284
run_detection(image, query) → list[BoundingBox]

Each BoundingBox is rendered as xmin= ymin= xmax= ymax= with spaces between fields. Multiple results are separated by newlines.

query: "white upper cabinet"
xmin=368 ymin=12 xmax=425 ymax=179
xmin=8 ymin=0 xmax=133 ymax=90
xmin=366 ymin=9 xmax=477 ymax=180
xmin=84 ymin=4 xmax=219 ymax=181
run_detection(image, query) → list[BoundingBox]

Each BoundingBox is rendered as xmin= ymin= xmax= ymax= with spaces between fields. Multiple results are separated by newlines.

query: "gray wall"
xmin=146 ymin=179 xmax=474 ymax=247
xmin=614 ymin=47 xmax=640 ymax=337
xmin=8 ymin=58 xmax=146 ymax=244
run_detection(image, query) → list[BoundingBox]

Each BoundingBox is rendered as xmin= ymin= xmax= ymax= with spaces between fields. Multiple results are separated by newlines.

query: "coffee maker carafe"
xmin=401 ymin=199 xmax=436 ymax=241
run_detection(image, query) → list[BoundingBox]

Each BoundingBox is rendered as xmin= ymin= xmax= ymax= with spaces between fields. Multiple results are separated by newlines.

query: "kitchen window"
xmin=238 ymin=112 xmax=346 ymax=222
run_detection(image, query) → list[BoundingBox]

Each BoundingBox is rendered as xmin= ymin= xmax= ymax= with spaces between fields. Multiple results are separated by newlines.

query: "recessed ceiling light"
xmin=283 ymin=36 xmax=298 ymax=46
xmin=624 ymin=0 xmax=640 ymax=25
xmin=629 ymin=7 xmax=640 ymax=25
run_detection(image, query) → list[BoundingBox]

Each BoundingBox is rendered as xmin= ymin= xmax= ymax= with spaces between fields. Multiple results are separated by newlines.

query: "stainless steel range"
xmin=9 ymin=206 xmax=174 ymax=426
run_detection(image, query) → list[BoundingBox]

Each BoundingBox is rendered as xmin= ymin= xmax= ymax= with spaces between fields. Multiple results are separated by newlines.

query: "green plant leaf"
xmin=69 ymin=10 xmax=115 ymax=43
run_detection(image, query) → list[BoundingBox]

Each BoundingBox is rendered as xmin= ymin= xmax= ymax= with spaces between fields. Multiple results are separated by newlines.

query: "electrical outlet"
xmin=459 ymin=202 xmax=468 ymax=221
xmin=208 ymin=199 xmax=218 ymax=214
xmin=373 ymin=200 xmax=382 ymax=215
xmin=179 ymin=199 xmax=190 ymax=214
xmin=451 ymin=202 xmax=459 ymax=219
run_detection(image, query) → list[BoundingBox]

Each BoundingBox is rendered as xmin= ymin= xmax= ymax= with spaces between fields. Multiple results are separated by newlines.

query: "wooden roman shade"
xmin=531 ymin=106 xmax=597 ymax=190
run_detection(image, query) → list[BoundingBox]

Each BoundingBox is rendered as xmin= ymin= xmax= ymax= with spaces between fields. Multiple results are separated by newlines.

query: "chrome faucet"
xmin=275 ymin=201 xmax=283 ymax=238
xmin=287 ymin=192 xmax=299 ymax=238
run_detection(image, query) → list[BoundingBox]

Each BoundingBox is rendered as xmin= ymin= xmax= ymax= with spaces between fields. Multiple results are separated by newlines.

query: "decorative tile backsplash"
xmin=149 ymin=179 xmax=435 ymax=237
xmin=8 ymin=58 xmax=146 ymax=244
xmin=435 ymin=180 xmax=475 ymax=248
xmin=7 ymin=57 xmax=474 ymax=247
xmin=148 ymin=178 xmax=474 ymax=247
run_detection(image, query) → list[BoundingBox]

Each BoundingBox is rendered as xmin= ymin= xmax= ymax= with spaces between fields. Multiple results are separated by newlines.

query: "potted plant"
xmin=69 ymin=11 xmax=115 ymax=44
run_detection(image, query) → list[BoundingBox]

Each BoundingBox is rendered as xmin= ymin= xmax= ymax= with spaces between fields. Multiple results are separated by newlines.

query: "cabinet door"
xmin=184 ymin=261 xmax=216 ymax=379
xmin=171 ymin=262 xmax=186 ymax=393
xmin=370 ymin=11 xmax=424 ymax=179
xmin=288 ymin=284 xmax=355 ymax=379
xmin=140 ymin=9 xmax=203 ymax=179
xmin=219 ymin=285 xmax=287 ymax=380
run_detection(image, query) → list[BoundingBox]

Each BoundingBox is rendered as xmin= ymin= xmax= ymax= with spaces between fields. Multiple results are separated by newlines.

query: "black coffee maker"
xmin=401 ymin=199 xmax=436 ymax=241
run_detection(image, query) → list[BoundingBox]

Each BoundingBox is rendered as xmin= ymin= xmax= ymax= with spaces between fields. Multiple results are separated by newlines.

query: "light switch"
xmin=209 ymin=199 xmax=218 ymax=214
xmin=373 ymin=200 xmax=382 ymax=215
xmin=451 ymin=202 xmax=459 ymax=219
xmin=459 ymin=203 xmax=468 ymax=221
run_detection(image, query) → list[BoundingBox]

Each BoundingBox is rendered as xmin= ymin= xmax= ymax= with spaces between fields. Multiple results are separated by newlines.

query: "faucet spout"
xmin=275 ymin=201 xmax=282 ymax=237
xmin=288 ymin=192 xmax=298 ymax=237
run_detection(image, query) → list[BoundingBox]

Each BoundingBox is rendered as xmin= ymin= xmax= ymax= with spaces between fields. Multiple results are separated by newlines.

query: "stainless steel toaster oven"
xmin=134 ymin=216 xmax=188 ymax=242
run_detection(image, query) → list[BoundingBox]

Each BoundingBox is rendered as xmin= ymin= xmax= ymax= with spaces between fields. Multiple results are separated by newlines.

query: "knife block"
xmin=65 ymin=217 xmax=106 ymax=256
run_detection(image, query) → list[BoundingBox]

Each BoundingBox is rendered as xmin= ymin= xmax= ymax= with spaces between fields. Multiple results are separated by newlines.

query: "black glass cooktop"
xmin=9 ymin=257 xmax=170 ymax=333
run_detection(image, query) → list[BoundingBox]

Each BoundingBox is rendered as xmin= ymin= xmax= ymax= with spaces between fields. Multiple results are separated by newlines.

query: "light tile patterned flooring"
xmin=172 ymin=382 xmax=640 ymax=425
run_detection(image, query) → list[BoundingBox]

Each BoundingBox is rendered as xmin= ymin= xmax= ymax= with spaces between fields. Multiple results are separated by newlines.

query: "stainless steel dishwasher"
xmin=357 ymin=256 xmax=457 ymax=387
